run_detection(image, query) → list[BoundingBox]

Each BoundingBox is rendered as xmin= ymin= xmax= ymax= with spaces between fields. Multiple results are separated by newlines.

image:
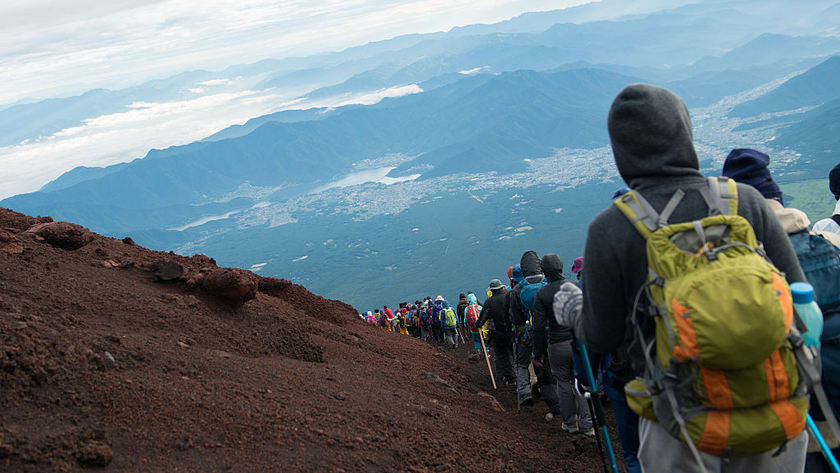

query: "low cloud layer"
xmin=0 ymin=83 xmax=423 ymax=200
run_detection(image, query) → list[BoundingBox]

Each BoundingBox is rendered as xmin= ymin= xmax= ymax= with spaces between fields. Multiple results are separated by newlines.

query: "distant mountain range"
xmin=2 ymin=68 xmax=635 ymax=235
xmin=3 ymin=0 xmax=840 ymax=309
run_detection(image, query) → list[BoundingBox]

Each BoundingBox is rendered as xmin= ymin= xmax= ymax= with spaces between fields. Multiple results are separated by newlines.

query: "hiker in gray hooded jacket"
xmin=555 ymin=84 xmax=807 ymax=473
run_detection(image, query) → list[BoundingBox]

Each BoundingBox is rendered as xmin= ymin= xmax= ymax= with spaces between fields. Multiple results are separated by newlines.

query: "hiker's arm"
xmin=532 ymin=290 xmax=548 ymax=358
xmin=475 ymin=303 xmax=490 ymax=329
xmin=579 ymin=217 xmax=631 ymax=353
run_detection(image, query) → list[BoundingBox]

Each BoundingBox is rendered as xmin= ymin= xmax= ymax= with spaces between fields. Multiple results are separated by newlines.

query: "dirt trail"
xmin=0 ymin=207 xmax=625 ymax=472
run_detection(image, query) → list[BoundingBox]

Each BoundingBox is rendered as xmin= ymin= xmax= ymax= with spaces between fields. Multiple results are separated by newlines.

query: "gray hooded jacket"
xmin=580 ymin=84 xmax=806 ymax=355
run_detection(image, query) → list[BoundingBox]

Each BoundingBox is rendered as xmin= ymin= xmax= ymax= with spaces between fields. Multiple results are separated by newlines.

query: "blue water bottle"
xmin=791 ymin=282 xmax=823 ymax=347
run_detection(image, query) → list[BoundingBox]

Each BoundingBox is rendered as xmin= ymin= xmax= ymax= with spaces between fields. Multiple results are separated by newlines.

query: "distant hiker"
xmin=456 ymin=293 xmax=468 ymax=327
xmin=812 ymin=162 xmax=840 ymax=235
xmin=723 ymin=148 xmax=840 ymax=469
xmin=431 ymin=296 xmax=445 ymax=343
xmin=419 ymin=301 xmax=432 ymax=342
xmin=568 ymin=254 xmax=608 ymax=414
xmin=570 ymin=256 xmax=583 ymax=282
xmin=398 ymin=303 xmax=410 ymax=335
xmin=441 ymin=301 xmax=459 ymax=348
xmin=555 ymin=84 xmax=809 ymax=472
xmin=384 ymin=306 xmax=396 ymax=332
xmin=509 ymin=252 xmax=547 ymax=407
xmin=366 ymin=311 xmax=375 ymax=324
xmin=464 ymin=293 xmax=485 ymax=355
xmin=409 ymin=301 xmax=421 ymax=338
xmin=376 ymin=309 xmax=389 ymax=330
xmin=474 ymin=278 xmax=515 ymax=385
xmin=531 ymin=253 xmax=591 ymax=431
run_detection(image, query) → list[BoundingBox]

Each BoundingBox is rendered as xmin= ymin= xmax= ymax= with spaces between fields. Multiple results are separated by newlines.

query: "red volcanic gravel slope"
xmin=0 ymin=207 xmax=624 ymax=472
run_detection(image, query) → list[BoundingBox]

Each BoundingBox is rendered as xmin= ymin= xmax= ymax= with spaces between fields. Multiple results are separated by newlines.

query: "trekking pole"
xmin=514 ymin=329 xmax=521 ymax=414
xmin=583 ymin=389 xmax=608 ymax=473
xmin=479 ymin=332 xmax=497 ymax=389
xmin=808 ymin=414 xmax=840 ymax=473
xmin=577 ymin=339 xmax=618 ymax=473
xmin=457 ymin=327 xmax=466 ymax=344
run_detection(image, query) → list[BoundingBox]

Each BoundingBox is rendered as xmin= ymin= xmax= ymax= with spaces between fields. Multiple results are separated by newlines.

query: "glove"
xmin=553 ymin=282 xmax=583 ymax=328
xmin=573 ymin=378 xmax=591 ymax=398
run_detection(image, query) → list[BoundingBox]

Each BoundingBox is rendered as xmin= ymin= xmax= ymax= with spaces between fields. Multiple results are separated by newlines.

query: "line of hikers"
xmin=362 ymin=84 xmax=840 ymax=473
xmin=359 ymin=295 xmax=489 ymax=352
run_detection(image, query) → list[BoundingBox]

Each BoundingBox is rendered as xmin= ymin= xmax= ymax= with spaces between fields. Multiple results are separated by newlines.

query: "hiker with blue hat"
xmin=554 ymin=84 xmax=809 ymax=472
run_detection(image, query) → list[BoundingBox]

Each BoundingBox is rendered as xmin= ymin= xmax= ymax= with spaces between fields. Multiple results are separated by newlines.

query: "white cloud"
xmin=0 ymin=0 xmax=589 ymax=104
xmin=0 ymin=81 xmax=425 ymax=200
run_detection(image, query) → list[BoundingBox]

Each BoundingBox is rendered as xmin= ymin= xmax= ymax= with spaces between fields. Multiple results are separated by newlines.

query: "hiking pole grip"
xmin=577 ymin=339 xmax=619 ymax=473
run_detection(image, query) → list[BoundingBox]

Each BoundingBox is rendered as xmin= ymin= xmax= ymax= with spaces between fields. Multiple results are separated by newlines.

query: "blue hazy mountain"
xmin=2 ymin=68 xmax=638 ymax=236
xmin=729 ymin=55 xmax=840 ymax=117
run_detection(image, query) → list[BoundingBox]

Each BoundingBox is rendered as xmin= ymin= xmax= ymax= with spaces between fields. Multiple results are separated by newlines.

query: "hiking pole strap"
xmin=577 ymin=340 xmax=619 ymax=473
xmin=808 ymin=414 xmax=840 ymax=473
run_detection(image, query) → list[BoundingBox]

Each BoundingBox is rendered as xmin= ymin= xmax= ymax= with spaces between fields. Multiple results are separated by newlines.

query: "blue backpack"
xmin=419 ymin=307 xmax=431 ymax=326
xmin=789 ymin=230 xmax=840 ymax=315
xmin=519 ymin=280 xmax=547 ymax=313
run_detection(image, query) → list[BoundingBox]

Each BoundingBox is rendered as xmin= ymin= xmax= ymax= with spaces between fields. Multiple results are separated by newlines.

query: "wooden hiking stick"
xmin=479 ymin=332 xmax=496 ymax=389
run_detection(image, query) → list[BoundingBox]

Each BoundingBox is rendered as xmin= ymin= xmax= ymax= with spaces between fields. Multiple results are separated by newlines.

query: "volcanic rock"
xmin=24 ymin=221 xmax=94 ymax=250
xmin=201 ymin=267 xmax=257 ymax=305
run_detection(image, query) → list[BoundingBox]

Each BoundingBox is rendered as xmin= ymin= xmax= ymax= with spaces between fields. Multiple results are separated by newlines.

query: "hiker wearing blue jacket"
xmin=441 ymin=301 xmax=459 ymax=349
xmin=463 ymin=292 xmax=485 ymax=354
xmin=554 ymin=84 xmax=808 ymax=473
xmin=508 ymin=263 xmax=534 ymax=406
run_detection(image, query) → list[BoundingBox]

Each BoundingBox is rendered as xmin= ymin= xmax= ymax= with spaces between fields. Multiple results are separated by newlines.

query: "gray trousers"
xmin=443 ymin=328 xmax=458 ymax=347
xmin=638 ymin=417 xmax=808 ymax=473
xmin=547 ymin=340 xmax=592 ymax=429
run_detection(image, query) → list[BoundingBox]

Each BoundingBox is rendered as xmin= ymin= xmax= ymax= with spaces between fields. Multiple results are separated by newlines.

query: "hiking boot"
xmin=561 ymin=422 xmax=579 ymax=434
xmin=545 ymin=412 xmax=555 ymax=422
xmin=582 ymin=427 xmax=596 ymax=437
xmin=519 ymin=396 xmax=534 ymax=407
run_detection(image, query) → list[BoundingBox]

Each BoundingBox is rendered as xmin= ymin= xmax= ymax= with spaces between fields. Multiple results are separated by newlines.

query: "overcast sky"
xmin=0 ymin=0 xmax=589 ymax=105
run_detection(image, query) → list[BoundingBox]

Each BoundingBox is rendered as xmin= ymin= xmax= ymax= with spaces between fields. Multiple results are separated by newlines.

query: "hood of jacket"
xmin=467 ymin=293 xmax=478 ymax=305
xmin=608 ymin=84 xmax=703 ymax=190
xmin=520 ymin=250 xmax=542 ymax=278
xmin=540 ymin=253 xmax=564 ymax=282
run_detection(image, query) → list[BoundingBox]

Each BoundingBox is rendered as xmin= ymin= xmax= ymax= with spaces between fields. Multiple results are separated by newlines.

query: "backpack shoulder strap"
xmin=614 ymin=190 xmax=659 ymax=238
xmin=700 ymin=177 xmax=739 ymax=216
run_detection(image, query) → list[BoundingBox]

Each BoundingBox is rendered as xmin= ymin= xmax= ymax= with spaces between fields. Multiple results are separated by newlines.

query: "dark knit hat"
xmin=830 ymin=163 xmax=840 ymax=198
xmin=722 ymin=148 xmax=783 ymax=204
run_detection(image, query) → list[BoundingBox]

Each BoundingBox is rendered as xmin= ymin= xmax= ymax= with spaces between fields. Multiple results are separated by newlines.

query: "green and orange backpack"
xmin=613 ymin=177 xmax=820 ymax=461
